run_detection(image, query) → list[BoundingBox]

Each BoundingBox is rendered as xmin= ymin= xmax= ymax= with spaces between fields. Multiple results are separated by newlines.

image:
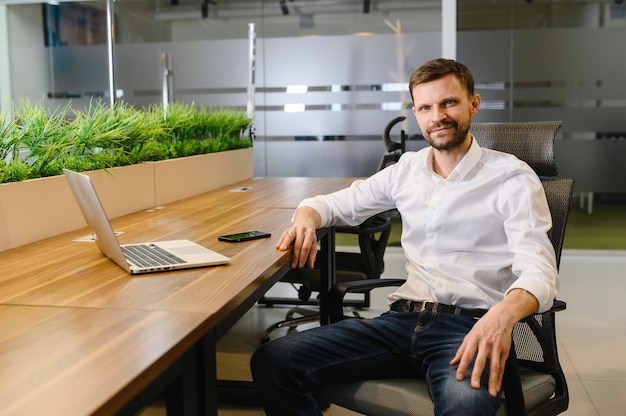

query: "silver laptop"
xmin=63 ymin=169 xmax=230 ymax=274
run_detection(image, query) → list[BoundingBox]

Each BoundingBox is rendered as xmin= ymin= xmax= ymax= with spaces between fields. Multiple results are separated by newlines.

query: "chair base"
xmin=261 ymin=307 xmax=320 ymax=343
xmin=261 ymin=307 xmax=364 ymax=343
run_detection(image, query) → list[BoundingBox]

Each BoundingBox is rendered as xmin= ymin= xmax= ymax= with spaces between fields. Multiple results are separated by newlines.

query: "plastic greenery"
xmin=0 ymin=99 xmax=253 ymax=184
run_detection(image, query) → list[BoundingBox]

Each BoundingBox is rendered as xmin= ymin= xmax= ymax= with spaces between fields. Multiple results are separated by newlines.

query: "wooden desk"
xmin=194 ymin=176 xmax=356 ymax=209
xmin=0 ymin=305 xmax=206 ymax=415
xmin=0 ymin=177 xmax=353 ymax=415
xmin=0 ymin=205 xmax=293 ymax=314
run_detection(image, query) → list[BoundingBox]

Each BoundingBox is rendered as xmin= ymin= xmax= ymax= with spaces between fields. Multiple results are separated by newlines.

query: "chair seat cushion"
xmin=323 ymin=378 xmax=433 ymax=416
xmin=322 ymin=367 xmax=556 ymax=416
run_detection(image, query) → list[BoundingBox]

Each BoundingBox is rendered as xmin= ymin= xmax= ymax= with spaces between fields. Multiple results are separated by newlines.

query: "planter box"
xmin=154 ymin=147 xmax=254 ymax=205
xmin=0 ymin=147 xmax=253 ymax=252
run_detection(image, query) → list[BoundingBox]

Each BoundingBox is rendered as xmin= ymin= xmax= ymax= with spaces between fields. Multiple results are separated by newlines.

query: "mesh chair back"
xmin=472 ymin=121 xmax=563 ymax=177
xmin=508 ymin=177 xmax=573 ymax=415
xmin=541 ymin=178 xmax=575 ymax=269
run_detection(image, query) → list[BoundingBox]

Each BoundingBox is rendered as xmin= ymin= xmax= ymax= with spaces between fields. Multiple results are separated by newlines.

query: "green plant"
xmin=0 ymin=99 xmax=253 ymax=184
xmin=160 ymin=102 xmax=198 ymax=142
xmin=0 ymin=108 xmax=20 ymax=162
xmin=15 ymin=100 xmax=75 ymax=178
xmin=163 ymin=102 xmax=252 ymax=141
xmin=0 ymin=160 xmax=31 ymax=183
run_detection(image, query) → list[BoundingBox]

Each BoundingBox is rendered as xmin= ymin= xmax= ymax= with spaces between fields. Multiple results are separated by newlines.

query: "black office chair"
xmin=377 ymin=116 xmax=408 ymax=171
xmin=321 ymin=121 xmax=573 ymax=416
xmin=259 ymin=116 xmax=406 ymax=342
xmin=260 ymin=213 xmax=393 ymax=342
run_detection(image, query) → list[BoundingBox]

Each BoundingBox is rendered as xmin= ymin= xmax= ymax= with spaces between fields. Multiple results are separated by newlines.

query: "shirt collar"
xmin=424 ymin=135 xmax=483 ymax=182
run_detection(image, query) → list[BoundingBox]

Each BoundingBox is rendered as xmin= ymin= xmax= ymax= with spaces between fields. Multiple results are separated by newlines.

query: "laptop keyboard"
xmin=121 ymin=244 xmax=187 ymax=268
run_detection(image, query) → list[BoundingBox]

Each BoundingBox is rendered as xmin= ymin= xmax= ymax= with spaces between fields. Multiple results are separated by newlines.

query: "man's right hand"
xmin=275 ymin=206 xmax=321 ymax=269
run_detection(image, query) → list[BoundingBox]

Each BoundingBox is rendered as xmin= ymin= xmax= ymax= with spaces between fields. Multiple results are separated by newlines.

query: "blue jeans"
xmin=250 ymin=310 xmax=501 ymax=416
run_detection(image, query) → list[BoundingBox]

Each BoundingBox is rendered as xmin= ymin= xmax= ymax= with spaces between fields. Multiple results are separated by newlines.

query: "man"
xmin=251 ymin=58 xmax=558 ymax=416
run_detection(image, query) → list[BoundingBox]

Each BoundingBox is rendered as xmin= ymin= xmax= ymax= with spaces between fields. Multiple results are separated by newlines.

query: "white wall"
xmin=0 ymin=5 xmax=11 ymax=111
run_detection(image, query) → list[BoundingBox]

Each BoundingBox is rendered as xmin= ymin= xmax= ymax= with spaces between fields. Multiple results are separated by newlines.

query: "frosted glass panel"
xmin=458 ymin=27 xmax=626 ymax=136
xmin=116 ymin=33 xmax=438 ymax=139
xmin=4 ymin=1 xmax=626 ymax=191
xmin=47 ymin=45 xmax=108 ymax=100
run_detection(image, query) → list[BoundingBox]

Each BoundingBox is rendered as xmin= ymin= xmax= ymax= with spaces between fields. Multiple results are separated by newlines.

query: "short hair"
xmin=408 ymin=58 xmax=475 ymax=103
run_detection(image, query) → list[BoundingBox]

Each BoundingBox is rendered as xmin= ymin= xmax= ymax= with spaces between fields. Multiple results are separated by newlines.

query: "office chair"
xmin=377 ymin=116 xmax=408 ymax=171
xmin=321 ymin=120 xmax=573 ymax=416
xmin=260 ymin=115 xmax=407 ymax=341
xmin=260 ymin=213 xmax=393 ymax=342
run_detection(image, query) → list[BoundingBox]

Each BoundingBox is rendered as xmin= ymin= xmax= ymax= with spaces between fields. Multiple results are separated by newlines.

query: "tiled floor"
xmin=141 ymin=247 xmax=626 ymax=415
xmin=553 ymin=249 xmax=626 ymax=416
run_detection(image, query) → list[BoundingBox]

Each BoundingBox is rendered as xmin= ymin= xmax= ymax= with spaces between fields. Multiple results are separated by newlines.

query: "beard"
xmin=424 ymin=119 xmax=470 ymax=152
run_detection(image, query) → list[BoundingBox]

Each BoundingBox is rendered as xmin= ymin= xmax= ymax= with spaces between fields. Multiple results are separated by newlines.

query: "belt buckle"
xmin=419 ymin=301 xmax=438 ymax=313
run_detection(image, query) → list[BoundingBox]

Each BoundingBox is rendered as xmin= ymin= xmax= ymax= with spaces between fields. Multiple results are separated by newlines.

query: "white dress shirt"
xmin=297 ymin=138 xmax=558 ymax=313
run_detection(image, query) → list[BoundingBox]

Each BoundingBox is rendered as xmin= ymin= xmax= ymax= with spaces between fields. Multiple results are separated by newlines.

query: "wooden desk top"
xmin=0 ymin=176 xmax=355 ymax=415
xmin=0 ymin=305 xmax=207 ymax=416
xmin=0 ymin=177 xmax=355 ymax=318
xmin=199 ymin=176 xmax=357 ymax=209
xmin=0 ymin=205 xmax=292 ymax=317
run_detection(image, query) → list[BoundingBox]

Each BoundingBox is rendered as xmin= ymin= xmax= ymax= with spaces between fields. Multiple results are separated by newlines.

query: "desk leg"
xmin=196 ymin=330 xmax=218 ymax=416
xmin=318 ymin=227 xmax=336 ymax=326
xmin=116 ymin=346 xmax=198 ymax=416
xmin=165 ymin=347 xmax=198 ymax=416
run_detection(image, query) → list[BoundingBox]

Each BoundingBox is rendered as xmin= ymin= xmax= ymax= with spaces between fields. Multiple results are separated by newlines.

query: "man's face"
xmin=411 ymin=74 xmax=480 ymax=152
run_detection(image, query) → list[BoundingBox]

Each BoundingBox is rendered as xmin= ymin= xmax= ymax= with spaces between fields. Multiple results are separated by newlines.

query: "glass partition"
xmin=1 ymin=0 xmax=625 ymax=190
xmin=458 ymin=0 xmax=626 ymax=139
xmin=457 ymin=0 xmax=626 ymax=195
xmin=2 ymin=0 xmax=443 ymax=178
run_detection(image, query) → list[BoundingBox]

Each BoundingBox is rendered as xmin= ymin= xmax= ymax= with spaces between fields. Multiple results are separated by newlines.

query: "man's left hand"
xmin=450 ymin=289 xmax=539 ymax=397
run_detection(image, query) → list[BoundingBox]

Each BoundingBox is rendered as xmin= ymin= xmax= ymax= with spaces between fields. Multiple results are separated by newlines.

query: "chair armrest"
xmin=328 ymin=278 xmax=405 ymax=323
xmin=550 ymin=299 xmax=566 ymax=312
xmin=504 ymin=298 xmax=568 ymax=415
xmin=335 ymin=214 xmax=392 ymax=235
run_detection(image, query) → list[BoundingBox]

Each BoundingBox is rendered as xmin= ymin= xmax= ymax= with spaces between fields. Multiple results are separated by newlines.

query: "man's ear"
xmin=470 ymin=93 xmax=481 ymax=116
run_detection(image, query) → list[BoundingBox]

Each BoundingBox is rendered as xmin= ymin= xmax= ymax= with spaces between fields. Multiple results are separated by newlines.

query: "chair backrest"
xmin=335 ymin=213 xmax=393 ymax=280
xmin=378 ymin=120 xmax=563 ymax=176
xmin=541 ymin=178 xmax=574 ymax=269
xmin=471 ymin=120 xmax=562 ymax=177
xmin=473 ymin=121 xmax=572 ymax=416
xmin=471 ymin=121 xmax=572 ymax=268
xmin=377 ymin=116 xmax=408 ymax=171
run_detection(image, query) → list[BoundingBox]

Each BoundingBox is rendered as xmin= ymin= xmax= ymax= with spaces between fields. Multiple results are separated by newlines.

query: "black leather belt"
xmin=390 ymin=300 xmax=487 ymax=318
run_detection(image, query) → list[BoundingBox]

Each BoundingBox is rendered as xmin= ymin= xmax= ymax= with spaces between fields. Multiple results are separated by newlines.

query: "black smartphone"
xmin=218 ymin=231 xmax=271 ymax=243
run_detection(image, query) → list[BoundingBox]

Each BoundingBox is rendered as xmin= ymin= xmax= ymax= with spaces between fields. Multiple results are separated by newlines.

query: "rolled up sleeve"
xmin=502 ymin=171 xmax=559 ymax=313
